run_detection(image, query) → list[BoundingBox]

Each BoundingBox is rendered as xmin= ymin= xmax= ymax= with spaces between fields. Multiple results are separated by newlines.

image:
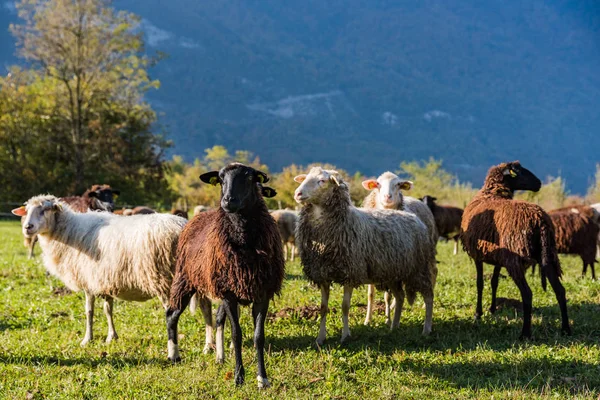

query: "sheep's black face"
xmin=88 ymin=186 xmax=120 ymax=212
xmin=422 ymin=195 xmax=437 ymax=208
xmin=200 ymin=163 xmax=276 ymax=213
xmin=502 ymin=162 xmax=542 ymax=192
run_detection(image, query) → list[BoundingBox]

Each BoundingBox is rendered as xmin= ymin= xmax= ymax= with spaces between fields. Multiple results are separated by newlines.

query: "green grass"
xmin=1 ymin=220 xmax=600 ymax=399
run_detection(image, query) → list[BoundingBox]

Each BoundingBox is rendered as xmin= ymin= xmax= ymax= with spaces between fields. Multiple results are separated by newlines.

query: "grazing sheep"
xmin=12 ymin=195 xmax=188 ymax=346
xmin=422 ymin=195 xmax=464 ymax=255
xmin=361 ymin=171 xmax=438 ymax=325
xmin=193 ymin=205 xmax=210 ymax=216
xmin=294 ymin=167 xmax=436 ymax=346
xmin=549 ymin=205 xmax=599 ymax=280
xmin=166 ymin=163 xmax=284 ymax=388
xmin=21 ymin=184 xmax=119 ymax=259
xmin=270 ymin=209 xmax=298 ymax=261
xmin=460 ymin=161 xmax=570 ymax=338
xmin=171 ymin=209 xmax=189 ymax=219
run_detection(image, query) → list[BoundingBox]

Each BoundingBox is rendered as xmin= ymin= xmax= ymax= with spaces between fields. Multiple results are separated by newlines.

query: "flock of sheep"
xmin=10 ymin=160 xmax=600 ymax=388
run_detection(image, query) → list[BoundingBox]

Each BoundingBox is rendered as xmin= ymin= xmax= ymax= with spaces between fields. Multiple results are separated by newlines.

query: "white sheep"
xmin=361 ymin=171 xmax=438 ymax=325
xmin=294 ymin=167 xmax=437 ymax=345
xmin=270 ymin=209 xmax=298 ymax=261
xmin=12 ymin=195 xmax=194 ymax=347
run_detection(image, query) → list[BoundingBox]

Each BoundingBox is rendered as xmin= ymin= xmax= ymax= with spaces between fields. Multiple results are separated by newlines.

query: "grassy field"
xmin=1 ymin=220 xmax=600 ymax=399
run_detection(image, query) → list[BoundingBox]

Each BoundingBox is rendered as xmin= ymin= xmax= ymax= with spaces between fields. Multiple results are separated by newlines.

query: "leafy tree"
xmin=586 ymin=164 xmax=600 ymax=205
xmin=2 ymin=0 xmax=170 ymax=203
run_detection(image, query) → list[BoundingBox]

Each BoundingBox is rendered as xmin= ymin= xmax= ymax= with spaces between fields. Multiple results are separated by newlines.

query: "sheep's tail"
xmin=189 ymin=293 xmax=198 ymax=315
xmin=540 ymin=221 xmax=562 ymax=292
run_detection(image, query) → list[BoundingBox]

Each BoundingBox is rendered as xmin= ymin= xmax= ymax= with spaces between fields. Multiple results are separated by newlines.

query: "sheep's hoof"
xmin=422 ymin=327 xmax=432 ymax=336
xmin=235 ymin=373 xmax=245 ymax=386
xmin=168 ymin=356 xmax=182 ymax=364
xmin=257 ymin=376 xmax=271 ymax=389
xmin=363 ymin=318 xmax=371 ymax=326
xmin=315 ymin=337 xmax=325 ymax=347
xmin=473 ymin=313 xmax=482 ymax=321
xmin=80 ymin=337 xmax=92 ymax=347
xmin=203 ymin=343 xmax=215 ymax=354
xmin=488 ymin=307 xmax=496 ymax=315
xmin=562 ymin=325 xmax=572 ymax=336
xmin=216 ymin=356 xmax=224 ymax=364
xmin=340 ymin=332 xmax=351 ymax=344
xmin=518 ymin=333 xmax=533 ymax=341
xmin=105 ymin=334 xmax=118 ymax=344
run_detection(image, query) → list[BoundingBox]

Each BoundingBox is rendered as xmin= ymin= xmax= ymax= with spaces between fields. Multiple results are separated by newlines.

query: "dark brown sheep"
xmin=461 ymin=161 xmax=570 ymax=338
xmin=171 ymin=209 xmax=188 ymax=219
xmin=422 ymin=195 xmax=463 ymax=255
xmin=549 ymin=205 xmax=599 ymax=280
xmin=165 ymin=163 xmax=284 ymax=388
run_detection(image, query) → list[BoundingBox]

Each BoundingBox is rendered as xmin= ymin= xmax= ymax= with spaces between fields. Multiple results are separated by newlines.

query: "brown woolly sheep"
xmin=422 ymin=195 xmax=463 ymax=255
xmin=461 ymin=161 xmax=570 ymax=339
xmin=166 ymin=163 xmax=284 ymax=388
xmin=548 ymin=205 xmax=599 ymax=280
xmin=270 ymin=209 xmax=298 ymax=261
xmin=171 ymin=209 xmax=189 ymax=219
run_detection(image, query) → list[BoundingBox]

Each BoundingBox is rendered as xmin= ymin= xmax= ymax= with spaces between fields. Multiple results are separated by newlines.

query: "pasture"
xmin=1 ymin=220 xmax=599 ymax=399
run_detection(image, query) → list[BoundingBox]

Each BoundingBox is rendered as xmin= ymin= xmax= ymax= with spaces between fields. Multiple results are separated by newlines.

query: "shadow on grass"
xmin=0 ymin=354 xmax=168 ymax=368
xmin=0 ymin=317 xmax=32 ymax=332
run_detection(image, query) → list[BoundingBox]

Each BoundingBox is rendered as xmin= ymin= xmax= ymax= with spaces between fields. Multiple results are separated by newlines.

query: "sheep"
xmin=270 ymin=209 xmax=298 ymax=261
xmin=21 ymin=184 xmax=119 ymax=259
xmin=193 ymin=205 xmax=210 ymax=216
xmin=294 ymin=167 xmax=437 ymax=346
xmin=126 ymin=206 xmax=156 ymax=215
xmin=460 ymin=161 xmax=570 ymax=338
xmin=12 ymin=195 xmax=189 ymax=346
xmin=165 ymin=163 xmax=284 ymax=388
xmin=548 ymin=205 xmax=600 ymax=280
xmin=171 ymin=209 xmax=189 ymax=219
xmin=361 ymin=171 xmax=438 ymax=325
xmin=422 ymin=195 xmax=464 ymax=255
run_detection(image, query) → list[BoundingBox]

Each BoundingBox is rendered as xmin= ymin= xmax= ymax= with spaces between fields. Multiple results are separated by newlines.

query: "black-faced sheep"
xmin=460 ymin=161 xmax=570 ymax=338
xmin=12 ymin=195 xmax=188 ymax=346
xmin=422 ymin=195 xmax=464 ymax=255
xmin=361 ymin=171 xmax=438 ymax=325
xmin=294 ymin=167 xmax=436 ymax=346
xmin=165 ymin=163 xmax=284 ymax=388
xmin=549 ymin=205 xmax=599 ymax=280
xmin=270 ymin=209 xmax=298 ymax=261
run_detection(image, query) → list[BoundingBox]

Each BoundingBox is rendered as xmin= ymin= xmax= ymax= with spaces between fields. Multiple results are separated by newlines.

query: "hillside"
xmin=2 ymin=0 xmax=599 ymax=191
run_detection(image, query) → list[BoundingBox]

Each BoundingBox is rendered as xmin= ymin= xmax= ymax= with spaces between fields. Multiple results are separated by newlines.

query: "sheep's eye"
xmin=319 ymin=179 xmax=326 ymax=185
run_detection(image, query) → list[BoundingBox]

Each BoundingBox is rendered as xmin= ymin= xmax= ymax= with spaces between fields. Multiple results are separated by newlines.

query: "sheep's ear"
xmin=53 ymin=202 xmax=63 ymax=212
xmin=502 ymin=168 xmax=517 ymax=178
xmin=200 ymin=171 xmax=221 ymax=186
xmin=255 ymin=170 xmax=270 ymax=184
xmin=294 ymin=174 xmax=307 ymax=183
xmin=330 ymin=175 xmax=341 ymax=186
xmin=399 ymin=180 xmax=413 ymax=191
xmin=261 ymin=186 xmax=277 ymax=198
xmin=88 ymin=191 xmax=98 ymax=198
xmin=432 ymin=197 xmax=437 ymax=201
xmin=361 ymin=180 xmax=379 ymax=191
xmin=12 ymin=206 xmax=27 ymax=217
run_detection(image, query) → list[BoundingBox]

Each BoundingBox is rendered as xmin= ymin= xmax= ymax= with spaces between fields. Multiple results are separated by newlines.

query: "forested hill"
xmin=2 ymin=0 xmax=600 ymax=192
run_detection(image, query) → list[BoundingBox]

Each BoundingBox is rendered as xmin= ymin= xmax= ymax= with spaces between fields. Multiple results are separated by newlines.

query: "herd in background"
xmin=9 ymin=160 xmax=600 ymax=388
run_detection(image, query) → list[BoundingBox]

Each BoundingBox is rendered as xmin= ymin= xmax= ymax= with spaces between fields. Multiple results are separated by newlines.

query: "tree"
xmin=10 ymin=0 xmax=161 ymax=192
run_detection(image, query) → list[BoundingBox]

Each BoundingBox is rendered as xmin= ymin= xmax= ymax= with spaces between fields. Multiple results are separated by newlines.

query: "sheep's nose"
xmin=295 ymin=191 xmax=302 ymax=198
xmin=24 ymin=223 xmax=33 ymax=230
xmin=384 ymin=194 xmax=392 ymax=200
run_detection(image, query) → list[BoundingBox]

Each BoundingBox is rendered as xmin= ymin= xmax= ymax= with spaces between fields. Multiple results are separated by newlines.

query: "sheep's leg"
xmin=340 ymin=285 xmax=353 ymax=343
xmin=215 ymin=303 xmax=226 ymax=364
xmin=508 ymin=270 xmax=533 ymax=339
xmin=199 ymin=297 xmax=214 ymax=354
xmin=364 ymin=284 xmax=375 ymax=326
xmin=383 ymin=291 xmax=392 ymax=325
xmin=591 ymin=262 xmax=597 ymax=281
xmin=223 ymin=296 xmax=245 ymax=386
xmin=103 ymin=297 xmax=118 ymax=343
xmin=582 ymin=261 xmax=588 ymax=278
xmin=291 ymin=243 xmax=295 ymax=262
xmin=389 ymin=285 xmax=405 ymax=330
xmin=81 ymin=291 xmax=95 ymax=346
xmin=474 ymin=260 xmax=484 ymax=320
xmin=165 ymin=277 xmax=194 ymax=363
xmin=489 ymin=265 xmax=501 ymax=314
xmin=252 ymin=299 xmax=271 ymax=389
xmin=544 ymin=262 xmax=571 ymax=335
xmin=422 ymin=291 xmax=433 ymax=335
xmin=453 ymin=238 xmax=459 ymax=255
xmin=283 ymin=242 xmax=288 ymax=261
xmin=316 ymin=284 xmax=330 ymax=346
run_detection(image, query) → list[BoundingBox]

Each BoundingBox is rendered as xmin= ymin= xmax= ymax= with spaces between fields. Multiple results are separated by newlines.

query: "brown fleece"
xmin=549 ymin=206 xmax=598 ymax=267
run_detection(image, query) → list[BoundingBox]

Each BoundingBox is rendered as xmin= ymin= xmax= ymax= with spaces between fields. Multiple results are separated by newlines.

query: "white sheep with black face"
xmin=361 ymin=171 xmax=438 ymax=326
xmin=294 ymin=167 xmax=437 ymax=345
xmin=12 ymin=195 xmax=191 ymax=347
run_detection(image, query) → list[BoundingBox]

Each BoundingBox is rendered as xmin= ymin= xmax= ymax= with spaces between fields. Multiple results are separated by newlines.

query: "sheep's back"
xmin=433 ymin=205 xmax=463 ymax=239
xmin=404 ymin=197 xmax=438 ymax=246
xmin=550 ymin=210 xmax=598 ymax=259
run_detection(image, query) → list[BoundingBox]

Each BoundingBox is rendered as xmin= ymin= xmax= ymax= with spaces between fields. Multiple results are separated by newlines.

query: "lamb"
xmin=165 ymin=163 xmax=284 ymax=388
xmin=361 ymin=171 xmax=438 ymax=325
xmin=422 ymin=195 xmax=464 ymax=255
xmin=294 ymin=167 xmax=436 ymax=346
xmin=270 ymin=209 xmax=298 ymax=261
xmin=548 ymin=205 xmax=599 ymax=280
xmin=21 ymin=184 xmax=119 ymax=259
xmin=12 ymin=195 xmax=188 ymax=346
xmin=460 ymin=161 xmax=570 ymax=338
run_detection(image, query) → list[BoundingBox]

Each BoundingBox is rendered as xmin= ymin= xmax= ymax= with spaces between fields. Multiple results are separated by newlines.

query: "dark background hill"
xmin=2 ymin=0 xmax=599 ymax=192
